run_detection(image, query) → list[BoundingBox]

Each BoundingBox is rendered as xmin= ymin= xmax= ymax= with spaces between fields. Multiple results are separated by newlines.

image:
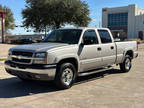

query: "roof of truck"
xmin=59 ymin=27 xmax=109 ymax=30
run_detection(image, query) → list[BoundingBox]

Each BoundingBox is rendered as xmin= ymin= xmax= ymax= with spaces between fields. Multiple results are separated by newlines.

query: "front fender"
xmin=55 ymin=54 xmax=80 ymax=71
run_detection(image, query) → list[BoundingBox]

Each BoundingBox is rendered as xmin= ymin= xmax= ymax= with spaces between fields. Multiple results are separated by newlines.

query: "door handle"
xmin=97 ymin=47 xmax=102 ymax=51
xmin=111 ymin=46 xmax=114 ymax=50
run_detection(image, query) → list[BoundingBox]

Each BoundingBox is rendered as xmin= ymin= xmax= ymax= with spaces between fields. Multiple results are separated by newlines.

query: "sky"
xmin=0 ymin=0 xmax=143 ymax=35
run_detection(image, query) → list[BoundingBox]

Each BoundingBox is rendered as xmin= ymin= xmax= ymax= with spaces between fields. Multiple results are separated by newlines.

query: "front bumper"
xmin=5 ymin=61 xmax=56 ymax=81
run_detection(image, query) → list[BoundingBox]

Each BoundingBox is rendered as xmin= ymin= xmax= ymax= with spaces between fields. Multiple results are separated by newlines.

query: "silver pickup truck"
xmin=5 ymin=28 xmax=138 ymax=89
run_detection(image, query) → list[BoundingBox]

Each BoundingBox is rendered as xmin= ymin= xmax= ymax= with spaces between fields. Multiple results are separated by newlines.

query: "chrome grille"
xmin=12 ymin=58 xmax=31 ymax=63
xmin=10 ymin=51 xmax=33 ymax=64
xmin=12 ymin=51 xmax=33 ymax=57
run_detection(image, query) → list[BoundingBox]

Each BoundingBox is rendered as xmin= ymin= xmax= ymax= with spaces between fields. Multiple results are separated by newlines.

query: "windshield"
xmin=42 ymin=29 xmax=82 ymax=44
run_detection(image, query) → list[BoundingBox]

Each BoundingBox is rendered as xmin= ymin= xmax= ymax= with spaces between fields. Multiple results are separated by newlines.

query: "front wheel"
xmin=55 ymin=63 xmax=77 ymax=89
xmin=120 ymin=55 xmax=132 ymax=72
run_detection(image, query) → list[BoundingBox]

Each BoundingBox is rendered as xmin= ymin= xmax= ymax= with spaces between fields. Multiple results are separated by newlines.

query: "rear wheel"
xmin=55 ymin=63 xmax=77 ymax=89
xmin=120 ymin=55 xmax=132 ymax=72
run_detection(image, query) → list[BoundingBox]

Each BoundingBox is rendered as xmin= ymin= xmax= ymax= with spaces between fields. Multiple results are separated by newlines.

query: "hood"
xmin=11 ymin=43 xmax=69 ymax=52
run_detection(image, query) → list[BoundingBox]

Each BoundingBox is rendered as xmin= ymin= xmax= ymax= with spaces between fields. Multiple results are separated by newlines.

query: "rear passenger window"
xmin=98 ymin=30 xmax=112 ymax=43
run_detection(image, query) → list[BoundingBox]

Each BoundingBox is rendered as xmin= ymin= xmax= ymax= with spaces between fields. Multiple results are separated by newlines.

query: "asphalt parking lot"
xmin=0 ymin=44 xmax=144 ymax=108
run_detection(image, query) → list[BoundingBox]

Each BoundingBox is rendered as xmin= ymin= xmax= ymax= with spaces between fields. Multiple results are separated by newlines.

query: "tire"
xmin=55 ymin=63 xmax=77 ymax=89
xmin=120 ymin=55 xmax=132 ymax=72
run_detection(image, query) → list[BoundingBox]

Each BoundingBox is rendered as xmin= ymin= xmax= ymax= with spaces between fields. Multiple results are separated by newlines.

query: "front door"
xmin=79 ymin=29 xmax=102 ymax=72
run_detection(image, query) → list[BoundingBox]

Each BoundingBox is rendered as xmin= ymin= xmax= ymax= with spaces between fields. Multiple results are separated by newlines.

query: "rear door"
xmin=97 ymin=29 xmax=116 ymax=66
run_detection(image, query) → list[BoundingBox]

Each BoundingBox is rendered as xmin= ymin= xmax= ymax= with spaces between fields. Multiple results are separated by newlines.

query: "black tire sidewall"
xmin=120 ymin=55 xmax=132 ymax=72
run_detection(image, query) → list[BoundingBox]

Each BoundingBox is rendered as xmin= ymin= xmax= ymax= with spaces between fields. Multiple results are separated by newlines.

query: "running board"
xmin=78 ymin=66 xmax=113 ymax=77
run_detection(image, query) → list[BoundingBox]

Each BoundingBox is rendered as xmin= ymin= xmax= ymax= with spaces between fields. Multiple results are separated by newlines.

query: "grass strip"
xmin=0 ymin=58 xmax=7 ymax=61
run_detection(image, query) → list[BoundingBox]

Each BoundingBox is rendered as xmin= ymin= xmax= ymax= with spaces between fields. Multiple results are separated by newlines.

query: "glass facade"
xmin=108 ymin=13 xmax=128 ymax=27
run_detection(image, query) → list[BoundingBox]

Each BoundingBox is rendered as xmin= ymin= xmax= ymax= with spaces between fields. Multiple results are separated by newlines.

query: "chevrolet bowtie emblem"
xmin=17 ymin=56 xmax=22 ymax=59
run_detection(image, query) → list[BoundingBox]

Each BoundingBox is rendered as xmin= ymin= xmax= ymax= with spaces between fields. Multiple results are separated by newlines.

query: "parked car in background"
xmin=5 ymin=34 xmax=44 ymax=44
xmin=17 ymin=38 xmax=37 ymax=44
xmin=5 ymin=27 xmax=138 ymax=89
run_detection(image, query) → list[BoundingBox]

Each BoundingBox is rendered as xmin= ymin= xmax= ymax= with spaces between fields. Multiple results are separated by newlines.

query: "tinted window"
xmin=98 ymin=30 xmax=112 ymax=43
xmin=83 ymin=30 xmax=98 ymax=45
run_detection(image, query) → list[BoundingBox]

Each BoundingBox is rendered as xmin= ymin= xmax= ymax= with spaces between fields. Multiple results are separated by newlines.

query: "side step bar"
xmin=78 ymin=66 xmax=113 ymax=77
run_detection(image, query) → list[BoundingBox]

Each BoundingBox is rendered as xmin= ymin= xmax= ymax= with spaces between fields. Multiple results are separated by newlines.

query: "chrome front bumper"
xmin=5 ymin=61 xmax=56 ymax=81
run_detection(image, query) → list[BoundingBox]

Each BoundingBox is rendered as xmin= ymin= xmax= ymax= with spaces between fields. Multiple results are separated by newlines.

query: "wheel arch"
xmin=57 ymin=57 xmax=79 ymax=72
xmin=125 ymin=50 xmax=134 ymax=59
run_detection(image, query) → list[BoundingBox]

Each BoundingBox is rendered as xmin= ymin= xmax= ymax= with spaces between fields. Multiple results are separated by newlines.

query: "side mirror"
xmin=114 ymin=38 xmax=121 ymax=42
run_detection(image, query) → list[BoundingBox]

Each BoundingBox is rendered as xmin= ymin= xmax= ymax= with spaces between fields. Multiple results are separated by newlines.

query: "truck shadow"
xmin=0 ymin=69 xmax=122 ymax=98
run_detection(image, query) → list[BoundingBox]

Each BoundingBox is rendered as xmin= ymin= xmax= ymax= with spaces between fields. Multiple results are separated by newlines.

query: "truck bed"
xmin=115 ymin=41 xmax=137 ymax=64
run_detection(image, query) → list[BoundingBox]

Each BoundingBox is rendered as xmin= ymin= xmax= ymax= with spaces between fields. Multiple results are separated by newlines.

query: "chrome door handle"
xmin=111 ymin=46 xmax=114 ymax=49
xmin=97 ymin=47 xmax=102 ymax=51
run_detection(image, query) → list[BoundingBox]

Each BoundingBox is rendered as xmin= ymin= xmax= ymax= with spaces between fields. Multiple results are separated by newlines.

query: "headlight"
xmin=35 ymin=52 xmax=46 ymax=58
xmin=33 ymin=52 xmax=47 ymax=64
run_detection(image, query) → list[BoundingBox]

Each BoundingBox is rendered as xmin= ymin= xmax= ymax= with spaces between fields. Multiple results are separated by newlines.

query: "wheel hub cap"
xmin=125 ymin=59 xmax=131 ymax=70
xmin=62 ymin=68 xmax=73 ymax=86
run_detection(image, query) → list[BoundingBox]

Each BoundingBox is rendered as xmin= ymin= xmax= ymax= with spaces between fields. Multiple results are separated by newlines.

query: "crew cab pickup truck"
xmin=5 ymin=28 xmax=138 ymax=89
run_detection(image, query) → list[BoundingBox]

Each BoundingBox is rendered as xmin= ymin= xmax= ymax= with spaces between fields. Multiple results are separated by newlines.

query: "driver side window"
xmin=83 ymin=30 xmax=98 ymax=45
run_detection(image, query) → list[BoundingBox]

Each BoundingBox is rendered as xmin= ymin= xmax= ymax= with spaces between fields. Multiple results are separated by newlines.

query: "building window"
xmin=108 ymin=13 xmax=128 ymax=27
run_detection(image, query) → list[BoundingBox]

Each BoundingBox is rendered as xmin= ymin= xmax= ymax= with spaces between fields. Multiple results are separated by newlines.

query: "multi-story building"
xmin=102 ymin=4 xmax=144 ymax=40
